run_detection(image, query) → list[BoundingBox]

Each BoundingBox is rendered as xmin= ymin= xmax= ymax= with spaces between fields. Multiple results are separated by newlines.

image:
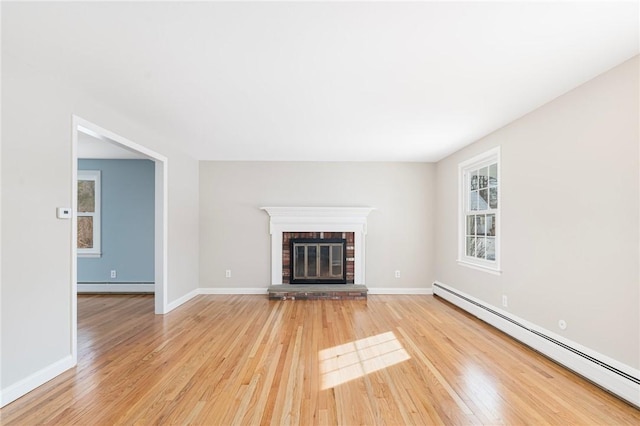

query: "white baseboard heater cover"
xmin=432 ymin=281 xmax=640 ymax=408
xmin=77 ymin=283 xmax=155 ymax=293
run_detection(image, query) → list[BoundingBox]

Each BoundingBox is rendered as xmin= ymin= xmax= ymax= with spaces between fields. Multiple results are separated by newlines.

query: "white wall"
xmin=435 ymin=56 xmax=639 ymax=369
xmin=199 ymin=162 xmax=435 ymax=291
xmin=1 ymin=56 xmax=199 ymax=401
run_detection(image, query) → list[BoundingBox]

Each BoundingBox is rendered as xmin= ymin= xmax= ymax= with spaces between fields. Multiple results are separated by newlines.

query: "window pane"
xmin=466 ymin=237 xmax=476 ymax=257
xmin=486 ymin=237 xmax=496 ymax=261
xmin=479 ymin=167 xmax=488 ymax=189
xmin=78 ymin=180 xmax=95 ymax=212
xmin=486 ymin=214 xmax=495 ymax=236
xmin=476 ymin=237 xmax=486 ymax=259
xmin=469 ymin=191 xmax=479 ymax=211
xmin=489 ymin=163 xmax=498 ymax=186
xmin=78 ymin=216 xmax=94 ymax=249
xmin=470 ymin=170 xmax=478 ymax=191
xmin=466 ymin=215 xmax=475 ymax=236
xmin=319 ymin=245 xmax=330 ymax=277
xmin=307 ymin=246 xmax=317 ymax=277
xmin=294 ymin=246 xmax=305 ymax=278
xmin=489 ymin=187 xmax=498 ymax=209
xmin=476 ymin=215 xmax=486 ymax=236
xmin=479 ymin=188 xmax=488 ymax=209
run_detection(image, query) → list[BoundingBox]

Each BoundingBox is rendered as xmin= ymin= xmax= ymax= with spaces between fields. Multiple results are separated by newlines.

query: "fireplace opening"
xmin=290 ymin=238 xmax=346 ymax=284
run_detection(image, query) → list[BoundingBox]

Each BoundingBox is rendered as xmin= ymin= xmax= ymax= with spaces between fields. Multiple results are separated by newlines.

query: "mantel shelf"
xmin=261 ymin=206 xmax=375 ymax=218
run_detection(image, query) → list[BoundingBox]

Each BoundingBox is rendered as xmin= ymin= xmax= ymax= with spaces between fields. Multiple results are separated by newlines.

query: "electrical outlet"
xmin=394 ymin=270 xmax=401 ymax=278
xmin=110 ymin=270 xmax=117 ymax=279
xmin=225 ymin=269 xmax=231 ymax=278
xmin=502 ymin=295 xmax=508 ymax=307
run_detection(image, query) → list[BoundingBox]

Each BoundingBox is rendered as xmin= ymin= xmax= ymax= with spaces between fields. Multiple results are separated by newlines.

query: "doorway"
xmin=71 ymin=116 xmax=168 ymax=362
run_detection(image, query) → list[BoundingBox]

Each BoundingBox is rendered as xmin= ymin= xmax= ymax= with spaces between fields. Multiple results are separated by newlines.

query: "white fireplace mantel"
xmin=261 ymin=207 xmax=375 ymax=285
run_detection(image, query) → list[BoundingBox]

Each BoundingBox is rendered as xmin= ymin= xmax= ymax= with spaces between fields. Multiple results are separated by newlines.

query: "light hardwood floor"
xmin=2 ymin=294 xmax=639 ymax=425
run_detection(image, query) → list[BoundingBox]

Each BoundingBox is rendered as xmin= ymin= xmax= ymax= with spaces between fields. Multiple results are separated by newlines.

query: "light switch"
xmin=57 ymin=207 xmax=72 ymax=219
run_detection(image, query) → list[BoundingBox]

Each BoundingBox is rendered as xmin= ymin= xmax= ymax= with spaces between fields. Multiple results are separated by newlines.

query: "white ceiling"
xmin=3 ymin=1 xmax=638 ymax=162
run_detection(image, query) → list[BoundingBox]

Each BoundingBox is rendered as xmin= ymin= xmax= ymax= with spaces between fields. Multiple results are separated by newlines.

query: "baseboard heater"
xmin=77 ymin=282 xmax=155 ymax=293
xmin=432 ymin=281 xmax=640 ymax=408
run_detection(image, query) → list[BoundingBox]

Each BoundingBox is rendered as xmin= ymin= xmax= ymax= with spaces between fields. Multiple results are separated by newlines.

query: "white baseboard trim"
xmin=1 ymin=355 xmax=75 ymax=408
xmin=165 ymin=289 xmax=200 ymax=313
xmin=165 ymin=287 xmax=430 ymax=310
xmin=164 ymin=288 xmax=269 ymax=312
xmin=368 ymin=287 xmax=433 ymax=295
xmin=78 ymin=283 xmax=154 ymax=293
xmin=199 ymin=287 xmax=268 ymax=295
xmin=432 ymin=281 xmax=640 ymax=408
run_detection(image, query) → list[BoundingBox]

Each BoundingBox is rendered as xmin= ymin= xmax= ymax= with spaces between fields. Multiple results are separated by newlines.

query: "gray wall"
xmin=78 ymin=159 xmax=155 ymax=283
xmin=435 ymin=56 xmax=639 ymax=369
xmin=199 ymin=162 xmax=435 ymax=290
xmin=1 ymin=49 xmax=199 ymax=392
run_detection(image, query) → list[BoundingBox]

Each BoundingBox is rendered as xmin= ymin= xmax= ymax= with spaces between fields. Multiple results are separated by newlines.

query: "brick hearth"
xmin=267 ymin=284 xmax=367 ymax=301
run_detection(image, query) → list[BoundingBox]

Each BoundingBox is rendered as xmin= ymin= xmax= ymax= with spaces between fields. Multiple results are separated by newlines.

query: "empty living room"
xmin=1 ymin=1 xmax=639 ymax=424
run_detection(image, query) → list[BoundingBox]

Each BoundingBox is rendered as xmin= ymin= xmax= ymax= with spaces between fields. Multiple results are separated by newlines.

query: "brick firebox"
xmin=282 ymin=232 xmax=355 ymax=284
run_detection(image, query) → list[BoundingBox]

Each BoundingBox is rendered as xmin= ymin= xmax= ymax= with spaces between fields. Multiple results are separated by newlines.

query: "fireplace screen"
xmin=291 ymin=238 xmax=346 ymax=284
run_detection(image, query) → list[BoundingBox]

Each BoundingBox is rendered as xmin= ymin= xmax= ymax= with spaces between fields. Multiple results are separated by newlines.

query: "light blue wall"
xmin=78 ymin=159 xmax=155 ymax=283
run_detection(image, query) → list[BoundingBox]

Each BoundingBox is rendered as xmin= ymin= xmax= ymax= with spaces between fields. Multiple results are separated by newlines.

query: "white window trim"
xmin=77 ymin=170 xmax=101 ymax=258
xmin=457 ymin=147 xmax=501 ymax=274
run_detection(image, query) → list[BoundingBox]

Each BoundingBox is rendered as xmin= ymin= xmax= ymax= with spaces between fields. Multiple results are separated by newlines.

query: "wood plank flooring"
xmin=1 ymin=294 xmax=638 ymax=425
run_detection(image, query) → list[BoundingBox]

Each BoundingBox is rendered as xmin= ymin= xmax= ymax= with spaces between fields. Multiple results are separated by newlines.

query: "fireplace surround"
xmin=261 ymin=207 xmax=374 ymax=285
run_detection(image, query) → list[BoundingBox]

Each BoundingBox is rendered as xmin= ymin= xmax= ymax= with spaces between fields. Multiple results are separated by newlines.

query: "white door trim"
xmin=71 ymin=116 xmax=169 ymax=362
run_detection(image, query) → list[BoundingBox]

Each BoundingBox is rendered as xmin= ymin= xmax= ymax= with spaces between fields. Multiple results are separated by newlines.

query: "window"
xmin=458 ymin=147 xmax=500 ymax=274
xmin=77 ymin=170 xmax=101 ymax=257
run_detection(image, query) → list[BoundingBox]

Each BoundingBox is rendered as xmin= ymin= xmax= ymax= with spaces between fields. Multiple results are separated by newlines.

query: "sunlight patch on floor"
xmin=319 ymin=331 xmax=410 ymax=389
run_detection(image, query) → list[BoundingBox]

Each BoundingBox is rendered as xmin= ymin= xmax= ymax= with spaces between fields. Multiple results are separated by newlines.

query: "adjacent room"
xmin=1 ymin=1 xmax=639 ymax=424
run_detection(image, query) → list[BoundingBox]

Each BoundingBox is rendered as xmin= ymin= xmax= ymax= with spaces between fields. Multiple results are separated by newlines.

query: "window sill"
xmin=457 ymin=260 xmax=502 ymax=276
xmin=78 ymin=252 xmax=102 ymax=259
